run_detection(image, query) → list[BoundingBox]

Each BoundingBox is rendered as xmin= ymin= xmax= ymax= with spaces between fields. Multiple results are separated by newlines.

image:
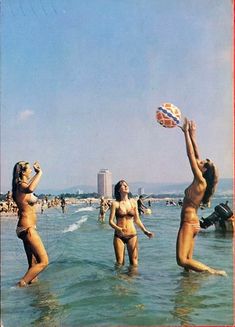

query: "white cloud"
xmin=19 ymin=110 xmax=34 ymax=121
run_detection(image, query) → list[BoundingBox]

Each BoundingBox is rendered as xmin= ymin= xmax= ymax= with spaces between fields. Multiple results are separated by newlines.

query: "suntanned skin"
xmin=109 ymin=181 xmax=154 ymax=267
xmin=15 ymin=161 xmax=49 ymax=286
xmin=176 ymin=119 xmax=226 ymax=276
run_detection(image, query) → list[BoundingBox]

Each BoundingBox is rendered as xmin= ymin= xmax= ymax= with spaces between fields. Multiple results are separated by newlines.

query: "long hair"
xmin=12 ymin=161 xmax=29 ymax=202
xmin=202 ymin=161 xmax=218 ymax=206
xmin=114 ymin=180 xmax=130 ymax=201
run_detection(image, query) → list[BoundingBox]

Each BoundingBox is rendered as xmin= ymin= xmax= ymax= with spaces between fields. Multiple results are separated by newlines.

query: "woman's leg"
xmin=23 ymin=240 xmax=39 ymax=283
xmin=183 ymin=233 xmax=195 ymax=272
xmin=113 ymin=236 xmax=125 ymax=265
xmin=176 ymin=224 xmax=226 ymax=275
xmin=18 ymin=227 xmax=49 ymax=286
xmin=127 ymin=236 xmax=138 ymax=266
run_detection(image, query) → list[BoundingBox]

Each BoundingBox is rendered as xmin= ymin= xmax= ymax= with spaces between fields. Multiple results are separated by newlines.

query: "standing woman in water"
xmin=109 ymin=180 xmax=153 ymax=267
xmin=177 ymin=118 xmax=226 ymax=275
xmin=12 ymin=161 xmax=49 ymax=286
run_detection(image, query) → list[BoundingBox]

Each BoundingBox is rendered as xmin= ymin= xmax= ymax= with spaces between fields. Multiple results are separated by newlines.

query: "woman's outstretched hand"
xmin=189 ymin=120 xmax=196 ymax=137
xmin=178 ymin=117 xmax=189 ymax=132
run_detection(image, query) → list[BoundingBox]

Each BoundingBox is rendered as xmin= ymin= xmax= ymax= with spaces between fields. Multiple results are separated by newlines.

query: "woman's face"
xmin=23 ymin=163 xmax=32 ymax=179
xmin=197 ymin=159 xmax=212 ymax=173
xmin=119 ymin=181 xmax=129 ymax=194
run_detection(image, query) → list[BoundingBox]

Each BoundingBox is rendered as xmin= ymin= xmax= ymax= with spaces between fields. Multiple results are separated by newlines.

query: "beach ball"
xmin=156 ymin=103 xmax=181 ymax=128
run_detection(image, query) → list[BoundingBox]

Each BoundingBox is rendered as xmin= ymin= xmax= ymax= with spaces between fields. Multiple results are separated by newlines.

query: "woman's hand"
xmin=189 ymin=120 xmax=196 ymax=137
xmin=33 ymin=161 xmax=41 ymax=173
xmin=178 ymin=117 xmax=189 ymax=133
xmin=115 ymin=227 xmax=127 ymax=235
xmin=144 ymin=230 xmax=154 ymax=238
xmin=120 ymin=227 xmax=128 ymax=235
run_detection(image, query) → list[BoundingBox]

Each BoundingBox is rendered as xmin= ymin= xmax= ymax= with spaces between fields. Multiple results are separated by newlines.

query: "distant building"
xmin=97 ymin=169 xmax=112 ymax=198
xmin=138 ymin=187 xmax=144 ymax=196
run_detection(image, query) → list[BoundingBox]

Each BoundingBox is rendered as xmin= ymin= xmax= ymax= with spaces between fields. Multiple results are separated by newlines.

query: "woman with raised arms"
xmin=177 ymin=118 xmax=226 ymax=275
xmin=12 ymin=161 xmax=49 ymax=286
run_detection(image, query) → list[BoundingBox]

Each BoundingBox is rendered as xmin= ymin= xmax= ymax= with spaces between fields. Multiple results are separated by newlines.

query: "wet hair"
xmin=12 ymin=161 xmax=29 ymax=202
xmin=114 ymin=180 xmax=130 ymax=201
xmin=202 ymin=160 xmax=218 ymax=206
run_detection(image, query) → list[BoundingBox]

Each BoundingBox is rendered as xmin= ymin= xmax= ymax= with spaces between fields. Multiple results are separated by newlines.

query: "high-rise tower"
xmin=97 ymin=169 xmax=112 ymax=198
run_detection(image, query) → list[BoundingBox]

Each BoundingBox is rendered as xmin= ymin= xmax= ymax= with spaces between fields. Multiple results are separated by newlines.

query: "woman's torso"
xmin=115 ymin=199 xmax=136 ymax=235
xmin=181 ymin=180 xmax=206 ymax=224
xmin=15 ymin=189 xmax=38 ymax=227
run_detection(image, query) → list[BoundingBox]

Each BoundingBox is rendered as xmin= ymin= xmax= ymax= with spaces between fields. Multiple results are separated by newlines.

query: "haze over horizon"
xmin=2 ymin=1 xmax=233 ymax=193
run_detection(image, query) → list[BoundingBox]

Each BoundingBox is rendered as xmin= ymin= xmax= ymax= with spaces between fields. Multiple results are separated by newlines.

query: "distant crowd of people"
xmin=0 ymin=191 xmax=68 ymax=216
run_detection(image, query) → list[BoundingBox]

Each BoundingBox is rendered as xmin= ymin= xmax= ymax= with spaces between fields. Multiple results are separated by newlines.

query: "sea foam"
xmin=62 ymin=216 xmax=88 ymax=233
xmin=74 ymin=207 xmax=96 ymax=213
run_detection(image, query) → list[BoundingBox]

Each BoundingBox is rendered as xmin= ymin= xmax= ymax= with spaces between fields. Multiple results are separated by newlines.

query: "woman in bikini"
xmin=109 ymin=180 xmax=153 ymax=267
xmin=12 ymin=161 xmax=49 ymax=286
xmin=177 ymin=118 xmax=226 ymax=275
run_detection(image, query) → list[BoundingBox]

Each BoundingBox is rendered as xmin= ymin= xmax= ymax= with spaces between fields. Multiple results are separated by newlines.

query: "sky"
xmin=1 ymin=0 xmax=233 ymax=192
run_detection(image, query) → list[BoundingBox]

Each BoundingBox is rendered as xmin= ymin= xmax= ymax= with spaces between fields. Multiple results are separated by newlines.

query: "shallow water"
xmin=1 ymin=196 xmax=234 ymax=326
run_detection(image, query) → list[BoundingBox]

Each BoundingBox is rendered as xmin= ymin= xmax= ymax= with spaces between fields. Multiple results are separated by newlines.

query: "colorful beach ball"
xmin=156 ymin=103 xmax=181 ymax=128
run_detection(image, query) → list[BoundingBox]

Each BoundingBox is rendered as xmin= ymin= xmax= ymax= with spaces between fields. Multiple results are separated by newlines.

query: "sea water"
xmin=1 ymin=195 xmax=234 ymax=326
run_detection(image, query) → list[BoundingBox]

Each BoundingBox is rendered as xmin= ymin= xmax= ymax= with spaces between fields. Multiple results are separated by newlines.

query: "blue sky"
xmin=1 ymin=0 xmax=233 ymax=192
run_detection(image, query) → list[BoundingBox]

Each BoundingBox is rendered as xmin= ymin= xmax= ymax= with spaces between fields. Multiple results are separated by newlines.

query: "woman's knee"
xmin=129 ymin=252 xmax=138 ymax=266
xmin=176 ymin=255 xmax=188 ymax=267
xmin=130 ymin=259 xmax=138 ymax=266
xmin=40 ymin=255 xmax=49 ymax=268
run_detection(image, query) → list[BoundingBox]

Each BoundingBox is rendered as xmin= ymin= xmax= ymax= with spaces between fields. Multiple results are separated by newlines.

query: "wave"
xmin=62 ymin=216 xmax=88 ymax=233
xmin=74 ymin=207 xmax=96 ymax=213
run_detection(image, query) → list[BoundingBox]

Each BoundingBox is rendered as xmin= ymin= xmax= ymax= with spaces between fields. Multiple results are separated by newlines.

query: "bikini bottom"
xmin=114 ymin=233 xmax=137 ymax=244
xmin=16 ymin=226 xmax=36 ymax=240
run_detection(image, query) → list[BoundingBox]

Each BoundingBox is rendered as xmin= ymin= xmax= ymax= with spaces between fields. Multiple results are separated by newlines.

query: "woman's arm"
xmin=189 ymin=120 xmax=200 ymax=159
xmin=20 ymin=162 xmax=42 ymax=193
xmin=109 ymin=202 xmax=123 ymax=233
xmin=132 ymin=200 xmax=154 ymax=238
xmin=180 ymin=118 xmax=203 ymax=181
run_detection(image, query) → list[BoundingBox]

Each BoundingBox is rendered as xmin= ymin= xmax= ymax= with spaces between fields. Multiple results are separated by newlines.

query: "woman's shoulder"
xmin=130 ymin=198 xmax=137 ymax=206
xmin=111 ymin=200 xmax=119 ymax=208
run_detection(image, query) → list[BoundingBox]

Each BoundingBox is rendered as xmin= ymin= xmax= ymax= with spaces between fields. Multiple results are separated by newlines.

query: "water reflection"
xmin=114 ymin=264 xmax=140 ymax=279
xmin=28 ymin=281 xmax=64 ymax=326
xmin=171 ymin=273 xmax=209 ymax=326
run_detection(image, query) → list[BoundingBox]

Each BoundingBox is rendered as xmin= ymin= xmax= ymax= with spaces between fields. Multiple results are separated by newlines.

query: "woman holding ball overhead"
xmin=12 ymin=161 xmax=49 ymax=286
xmin=176 ymin=118 xmax=226 ymax=275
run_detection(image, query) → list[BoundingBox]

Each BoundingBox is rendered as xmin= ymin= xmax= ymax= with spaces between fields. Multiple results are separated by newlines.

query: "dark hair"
xmin=12 ymin=161 xmax=29 ymax=202
xmin=202 ymin=160 xmax=218 ymax=206
xmin=114 ymin=180 xmax=130 ymax=201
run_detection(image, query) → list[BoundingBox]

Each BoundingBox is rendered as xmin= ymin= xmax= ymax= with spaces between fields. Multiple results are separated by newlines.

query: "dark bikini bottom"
xmin=16 ymin=226 xmax=36 ymax=240
xmin=114 ymin=233 xmax=137 ymax=244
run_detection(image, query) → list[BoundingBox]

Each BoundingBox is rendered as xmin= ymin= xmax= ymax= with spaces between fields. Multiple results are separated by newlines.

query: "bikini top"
xmin=116 ymin=203 xmax=135 ymax=219
xmin=27 ymin=193 xmax=38 ymax=206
